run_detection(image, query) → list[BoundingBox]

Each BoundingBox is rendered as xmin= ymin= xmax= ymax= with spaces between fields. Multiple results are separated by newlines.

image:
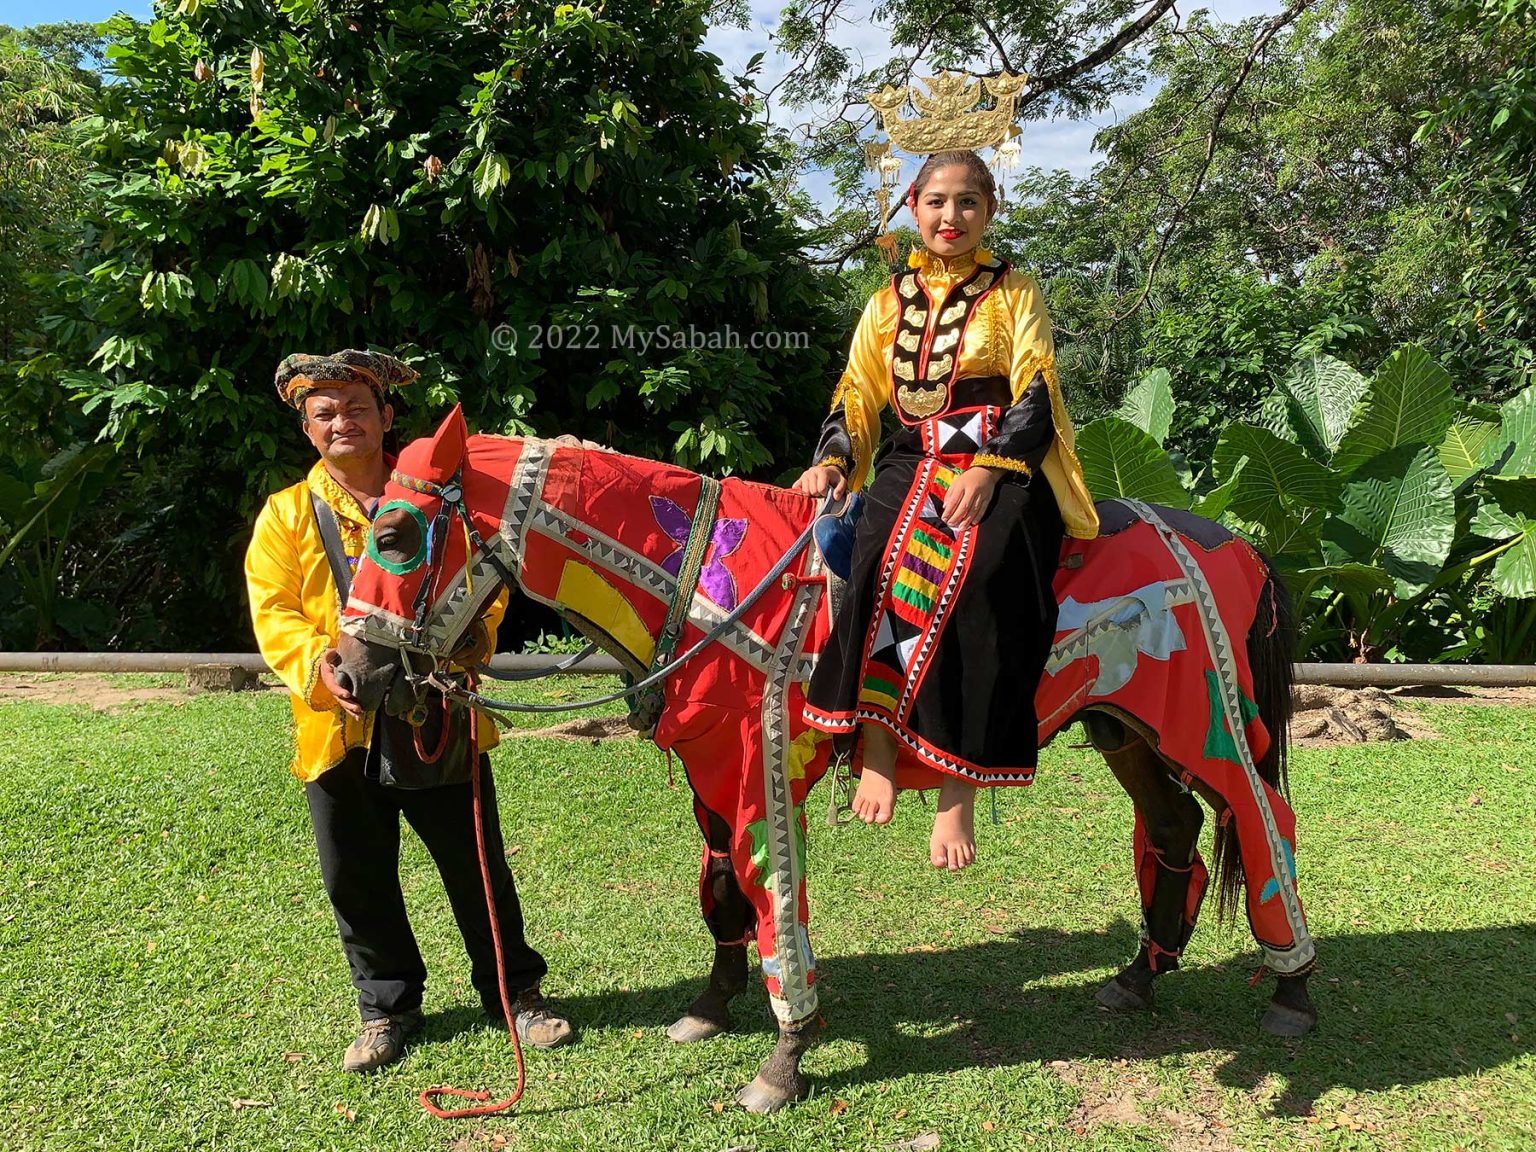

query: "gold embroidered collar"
xmin=906 ymin=246 xmax=995 ymax=283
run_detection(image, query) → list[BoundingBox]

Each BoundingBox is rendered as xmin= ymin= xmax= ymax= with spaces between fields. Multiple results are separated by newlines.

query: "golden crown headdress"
xmin=862 ymin=71 xmax=1027 ymax=262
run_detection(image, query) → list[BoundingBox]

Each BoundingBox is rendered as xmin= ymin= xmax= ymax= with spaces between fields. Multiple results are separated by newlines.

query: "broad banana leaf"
xmin=1332 ymin=344 xmax=1454 ymax=474
xmin=1321 ymin=444 xmax=1456 ymax=598
xmin=1076 ymin=416 xmax=1190 ymax=509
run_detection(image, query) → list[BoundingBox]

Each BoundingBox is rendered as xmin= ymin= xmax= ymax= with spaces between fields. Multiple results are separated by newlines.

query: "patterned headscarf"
xmin=274 ymin=349 xmax=419 ymax=409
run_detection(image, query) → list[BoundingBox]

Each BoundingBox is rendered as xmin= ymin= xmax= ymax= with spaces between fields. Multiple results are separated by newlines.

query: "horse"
xmin=333 ymin=406 xmax=1318 ymax=1113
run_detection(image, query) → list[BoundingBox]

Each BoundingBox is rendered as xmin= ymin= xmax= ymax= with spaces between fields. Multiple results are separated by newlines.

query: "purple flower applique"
xmin=651 ymin=495 xmax=748 ymax=610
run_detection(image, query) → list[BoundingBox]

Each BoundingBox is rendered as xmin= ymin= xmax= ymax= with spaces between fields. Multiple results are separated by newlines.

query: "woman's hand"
xmin=942 ymin=466 xmax=1001 ymax=530
xmin=792 ymin=464 xmax=848 ymax=500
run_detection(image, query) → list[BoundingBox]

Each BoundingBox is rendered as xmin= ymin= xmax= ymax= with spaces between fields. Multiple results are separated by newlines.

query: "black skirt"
xmin=804 ymin=425 xmax=1064 ymax=787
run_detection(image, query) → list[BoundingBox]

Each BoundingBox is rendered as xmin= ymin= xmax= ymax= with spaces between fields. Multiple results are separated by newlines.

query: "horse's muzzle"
xmin=334 ymin=630 xmax=409 ymax=715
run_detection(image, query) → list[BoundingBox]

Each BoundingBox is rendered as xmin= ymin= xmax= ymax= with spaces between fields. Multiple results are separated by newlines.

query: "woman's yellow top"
xmin=830 ymin=247 xmax=1099 ymax=540
xmin=245 ymin=460 xmax=506 ymax=782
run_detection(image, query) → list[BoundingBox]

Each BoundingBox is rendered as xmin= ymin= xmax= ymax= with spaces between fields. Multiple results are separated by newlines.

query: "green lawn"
xmin=1 ymin=675 xmax=1533 ymax=1151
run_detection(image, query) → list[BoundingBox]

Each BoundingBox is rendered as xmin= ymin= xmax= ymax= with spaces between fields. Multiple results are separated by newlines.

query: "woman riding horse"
xmin=795 ymin=148 xmax=1097 ymax=871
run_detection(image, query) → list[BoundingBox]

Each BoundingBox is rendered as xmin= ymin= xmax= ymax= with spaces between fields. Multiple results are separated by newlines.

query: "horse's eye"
xmin=376 ymin=531 xmax=397 ymax=550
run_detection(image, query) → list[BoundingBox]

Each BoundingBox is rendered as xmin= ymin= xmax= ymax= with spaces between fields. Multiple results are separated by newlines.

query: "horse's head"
xmin=334 ymin=404 xmax=506 ymax=715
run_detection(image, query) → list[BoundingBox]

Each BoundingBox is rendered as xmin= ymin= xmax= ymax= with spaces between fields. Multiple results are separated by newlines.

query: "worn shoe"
xmin=341 ymin=1011 xmax=422 ymax=1073
xmin=507 ymin=987 xmax=574 ymax=1049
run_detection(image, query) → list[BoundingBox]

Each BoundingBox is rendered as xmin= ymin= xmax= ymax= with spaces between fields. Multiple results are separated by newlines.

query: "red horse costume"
xmin=341 ymin=412 xmax=1314 ymax=1033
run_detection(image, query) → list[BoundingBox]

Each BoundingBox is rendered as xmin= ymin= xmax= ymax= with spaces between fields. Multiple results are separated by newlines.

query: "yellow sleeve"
xmin=245 ymin=499 xmax=336 ymax=712
xmin=450 ymin=586 xmax=509 ymax=669
xmin=829 ymin=289 xmax=894 ymax=490
xmin=1007 ymin=274 xmax=1058 ymax=404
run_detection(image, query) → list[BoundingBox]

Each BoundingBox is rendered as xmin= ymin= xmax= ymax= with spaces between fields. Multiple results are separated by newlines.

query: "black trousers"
xmin=304 ymin=750 xmax=548 ymax=1021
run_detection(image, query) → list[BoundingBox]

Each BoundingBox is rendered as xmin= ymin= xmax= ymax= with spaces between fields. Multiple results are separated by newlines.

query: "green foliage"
xmin=1323 ymin=445 xmax=1457 ymax=598
xmin=989 ymin=0 xmax=1508 ymax=455
xmin=1072 ymin=340 xmax=1536 ymax=662
xmin=0 ymin=443 xmax=117 ymax=647
xmin=1114 ymin=368 xmax=1173 ymax=445
xmin=0 ymin=26 xmax=102 ymax=451
xmin=1075 ymin=416 xmax=1188 ymax=509
xmin=1213 ymin=423 xmax=1340 ymax=545
xmin=1265 ymin=354 xmax=1370 ymax=465
xmin=28 ymin=0 xmax=843 ymax=648
xmin=1421 ymin=0 xmax=1536 ymax=398
xmin=1331 ymin=345 xmax=1455 ymax=473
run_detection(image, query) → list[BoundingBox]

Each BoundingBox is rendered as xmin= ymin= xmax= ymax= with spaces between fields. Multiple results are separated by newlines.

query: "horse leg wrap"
xmin=1135 ymin=818 xmax=1209 ymax=974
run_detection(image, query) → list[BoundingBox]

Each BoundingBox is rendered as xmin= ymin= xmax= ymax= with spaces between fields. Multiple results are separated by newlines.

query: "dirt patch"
xmin=1050 ymin=1058 xmax=1239 ymax=1151
xmin=1388 ymin=683 xmax=1536 ymax=708
xmin=1289 ymin=685 xmax=1439 ymax=747
xmin=1 ymin=673 xmax=218 ymax=711
xmin=520 ymin=715 xmax=635 ymax=743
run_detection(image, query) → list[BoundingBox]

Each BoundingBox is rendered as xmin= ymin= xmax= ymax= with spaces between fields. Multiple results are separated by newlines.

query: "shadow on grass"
xmin=551 ymin=920 xmax=1536 ymax=1112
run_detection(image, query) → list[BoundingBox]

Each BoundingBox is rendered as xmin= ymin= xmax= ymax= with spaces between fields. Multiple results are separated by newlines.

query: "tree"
xmin=764 ymin=0 xmax=1186 ymax=262
xmin=1423 ymin=0 xmax=1536 ymax=399
xmin=993 ymin=0 xmax=1498 ymax=455
xmin=0 ymin=25 xmax=102 ymax=453
xmin=38 ymin=0 xmax=843 ymax=648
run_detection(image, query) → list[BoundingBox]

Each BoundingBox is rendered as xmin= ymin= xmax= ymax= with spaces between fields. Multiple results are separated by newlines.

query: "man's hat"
xmin=274 ymin=348 xmax=419 ymax=409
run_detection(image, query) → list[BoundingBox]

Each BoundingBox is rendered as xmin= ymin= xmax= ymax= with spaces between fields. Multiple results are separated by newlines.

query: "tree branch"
xmin=1107 ymin=0 xmax=1319 ymax=327
xmin=1020 ymin=0 xmax=1179 ymax=108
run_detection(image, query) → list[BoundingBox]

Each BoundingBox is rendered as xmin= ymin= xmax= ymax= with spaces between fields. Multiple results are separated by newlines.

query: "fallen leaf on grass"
xmin=982 ymin=1120 xmax=996 ymax=1131
xmin=829 ymin=1098 xmax=849 ymax=1116
xmin=230 ymin=1098 xmax=270 ymax=1111
xmin=333 ymin=1102 xmax=356 ymax=1122
xmin=281 ymin=1051 xmax=308 ymax=1063
xmin=711 ymin=1100 xmax=725 ymax=1114
xmin=885 ymin=1134 xmax=939 ymax=1151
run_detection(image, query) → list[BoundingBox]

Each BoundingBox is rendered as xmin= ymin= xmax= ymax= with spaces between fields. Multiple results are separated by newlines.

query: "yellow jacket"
xmin=830 ymin=248 xmax=1099 ymax=540
xmin=245 ymin=460 xmax=506 ymax=782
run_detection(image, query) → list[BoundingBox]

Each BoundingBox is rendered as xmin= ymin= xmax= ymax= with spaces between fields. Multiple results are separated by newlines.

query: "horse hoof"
xmin=1096 ymin=976 xmax=1153 ymax=1012
xmin=666 ymin=1014 xmax=728 ymax=1044
xmin=1261 ymin=1002 xmax=1317 ymax=1037
xmin=736 ymin=1074 xmax=800 ymax=1114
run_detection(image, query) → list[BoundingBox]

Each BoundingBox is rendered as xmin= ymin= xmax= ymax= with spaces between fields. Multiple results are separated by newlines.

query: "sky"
xmin=5 ymin=0 xmax=1281 ymax=206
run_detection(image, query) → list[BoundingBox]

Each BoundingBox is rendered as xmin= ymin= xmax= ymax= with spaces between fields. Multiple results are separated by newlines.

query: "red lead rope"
xmin=419 ymin=705 xmax=528 ymax=1119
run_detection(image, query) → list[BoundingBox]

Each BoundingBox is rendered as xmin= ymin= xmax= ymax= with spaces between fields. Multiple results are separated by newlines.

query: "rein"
xmin=381 ymin=463 xmax=824 ymax=718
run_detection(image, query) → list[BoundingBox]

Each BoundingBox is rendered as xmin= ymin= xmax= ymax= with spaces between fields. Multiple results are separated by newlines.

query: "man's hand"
xmin=792 ymin=464 xmax=848 ymax=500
xmin=942 ymin=466 xmax=1001 ymax=530
xmin=448 ymin=621 xmax=495 ymax=670
xmin=319 ymin=648 xmax=367 ymax=721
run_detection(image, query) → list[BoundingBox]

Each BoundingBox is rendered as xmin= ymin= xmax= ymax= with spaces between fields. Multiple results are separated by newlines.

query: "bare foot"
xmin=930 ymin=776 xmax=976 ymax=870
xmin=851 ymin=722 xmax=898 ymax=825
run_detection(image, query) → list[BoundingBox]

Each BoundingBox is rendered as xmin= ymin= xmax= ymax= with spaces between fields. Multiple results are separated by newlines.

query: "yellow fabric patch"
xmin=555 ymin=560 xmax=655 ymax=665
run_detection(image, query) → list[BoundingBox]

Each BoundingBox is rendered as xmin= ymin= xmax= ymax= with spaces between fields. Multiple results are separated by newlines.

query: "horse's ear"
xmin=423 ymin=404 xmax=469 ymax=481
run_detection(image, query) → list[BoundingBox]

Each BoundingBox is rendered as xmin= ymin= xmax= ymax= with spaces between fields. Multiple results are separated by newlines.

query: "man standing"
xmin=244 ymin=349 xmax=571 ymax=1072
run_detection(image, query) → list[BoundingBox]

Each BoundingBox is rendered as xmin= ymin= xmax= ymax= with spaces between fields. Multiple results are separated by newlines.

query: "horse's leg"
xmin=1185 ymin=786 xmax=1320 ymax=1038
xmin=1085 ymin=715 xmax=1318 ymax=1034
xmin=730 ymin=801 xmax=824 ymax=1113
xmin=667 ymin=804 xmax=752 ymax=1043
xmin=1184 ymin=789 xmax=1318 ymax=1036
xmin=729 ymin=731 xmax=822 ymax=1114
xmin=1083 ymin=713 xmax=1208 ymax=1012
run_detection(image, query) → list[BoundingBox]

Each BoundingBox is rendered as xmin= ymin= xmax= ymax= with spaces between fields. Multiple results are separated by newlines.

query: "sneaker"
xmin=341 ymin=1010 xmax=422 ymax=1073
xmin=509 ymin=987 xmax=574 ymax=1049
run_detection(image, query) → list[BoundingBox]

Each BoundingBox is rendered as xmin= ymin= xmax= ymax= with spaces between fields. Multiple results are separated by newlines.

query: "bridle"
xmin=370 ymin=458 xmax=827 ymax=720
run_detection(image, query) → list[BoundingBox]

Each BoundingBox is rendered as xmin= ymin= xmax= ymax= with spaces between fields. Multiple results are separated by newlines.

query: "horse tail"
xmin=1213 ymin=549 xmax=1296 ymax=921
